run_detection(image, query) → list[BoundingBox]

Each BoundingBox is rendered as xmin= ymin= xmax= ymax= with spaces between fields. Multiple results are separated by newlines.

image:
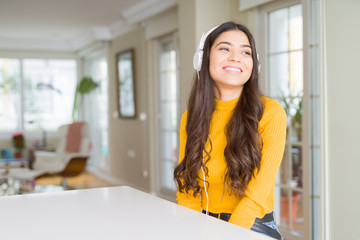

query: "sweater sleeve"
xmin=176 ymin=111 xmax=202 ymax=212
xmin=228 ymin=99 xmax=287 ymax=229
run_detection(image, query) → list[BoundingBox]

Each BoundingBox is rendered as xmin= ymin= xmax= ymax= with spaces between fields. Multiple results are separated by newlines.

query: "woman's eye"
xmin=219 ymin=47 xmax=229 ymax=52
xmin=242 ymin=51 xmax=251 ymax=55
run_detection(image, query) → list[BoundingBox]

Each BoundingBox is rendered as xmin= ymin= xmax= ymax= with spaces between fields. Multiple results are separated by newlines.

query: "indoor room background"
xmin=0 ymin=0 xmax=359 ymax=240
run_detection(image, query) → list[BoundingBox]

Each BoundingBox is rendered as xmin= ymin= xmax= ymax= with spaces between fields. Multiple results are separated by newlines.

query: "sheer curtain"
xmin=0 ymin=58 xmax=76 ymax=134
xmin=82 ymin=54 xmax=109 ymax=170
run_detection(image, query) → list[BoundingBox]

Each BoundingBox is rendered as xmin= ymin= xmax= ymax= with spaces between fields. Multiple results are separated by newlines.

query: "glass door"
xmin=84 ymin=56 xmax=110 ymax=170
xmin=155 ymin=33 xmax=179 ymax=193
xmin=266 ymin=3 xmax=304 ymax=235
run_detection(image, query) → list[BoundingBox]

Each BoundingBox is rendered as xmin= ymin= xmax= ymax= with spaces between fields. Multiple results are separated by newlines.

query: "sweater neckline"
xmin=215 ymin=97 xmax=239 ymax=111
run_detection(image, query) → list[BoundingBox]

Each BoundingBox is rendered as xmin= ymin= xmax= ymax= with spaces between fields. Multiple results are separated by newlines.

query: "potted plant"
xmin=12 ymin=133 xmax=25 ymax=158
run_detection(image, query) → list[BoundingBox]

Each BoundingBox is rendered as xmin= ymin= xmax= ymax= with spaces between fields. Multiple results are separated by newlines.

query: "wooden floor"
xmin=35 ymin=172 xmax=114 ymax=189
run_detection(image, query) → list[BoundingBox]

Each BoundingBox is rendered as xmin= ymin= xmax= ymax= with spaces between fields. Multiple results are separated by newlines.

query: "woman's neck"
xmin=214 ymin=86 xmax=243 ymax=101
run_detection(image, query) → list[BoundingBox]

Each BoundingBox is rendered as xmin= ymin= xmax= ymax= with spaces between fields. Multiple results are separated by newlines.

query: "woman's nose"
xmin=228 ymin=56 xmax=240 ymax=62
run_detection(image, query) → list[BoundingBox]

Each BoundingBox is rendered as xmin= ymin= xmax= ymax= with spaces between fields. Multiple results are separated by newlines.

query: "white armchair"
xmin=9 ymin=122 xmax=91 ymax=188
xmin=33 ymin=122 xmax=91 ymax=174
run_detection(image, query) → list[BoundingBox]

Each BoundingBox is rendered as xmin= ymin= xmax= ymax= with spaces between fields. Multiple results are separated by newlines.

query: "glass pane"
xmin=269 ymin=53 xmax=289 ymax=98
xmin=311 ymin=147 xmax=321 ymax=196
xmin=269 ymin=8 xmax=289 ymax=53
xmin=274 ymin=185 xmax=281 ymax=223
xmin=84 ymin=57 xmax=109 ymax=169
xmin=310 ymin=0 xmax=319 ymax=45
xmin=289 ymin=51 xmax=303 ymax=95
xmin=280 ymin=145 xmax=290 ymax=185
xmin=292 ymin=119 xmax=302 ymax=142
xmin=311 ymin=97 xmax=320 ymax=146
xmin=160 ymin=42 xmax=176 ymax=72
xmin=161 ymin=131 xmax=177 ymax=162
xmin=118 ymin=51 xmax=135 ymax=117
xmin=98 ymin=60 xmax=109 ymax=167
xmin=23 ymin=59 xmax=76 ymax=131
xmin=280 ymin=188 xmax=290 ymax=228
xmin=289 ymin=4 xmax=303 ymax=50
xmin=160 ymin=71 xmax=177 ymax=101
xmin=162 ymin=160 xmax=176 ymax=190
xmin=0 ymin=58 xmax=20 ymax=131
xmin=291 ymin=146 xmax=302 ymax=188
xmin=312 ymin=197 xmax=321 ymax=239
xmin=280 ymin=189 xmax=303 ymax=232
xmin=292 ymin=192 xmax=303 ymax=232
xmin=101 ymin=129 xmax=109 ymax=157
xmin=161 ymin=101 xmax=178 ymax=131
xmin=160 ymin=50 xmax=170 ymax=72
xmin=269 ymin=3 xmax=305 ymax=237
xmin=279 ymin=95 xmax=302 ymax=142
xmin=310 ymin=47 xmax=320 ymax=96
xmin=159 ymin=35 xmax=179 ymax=192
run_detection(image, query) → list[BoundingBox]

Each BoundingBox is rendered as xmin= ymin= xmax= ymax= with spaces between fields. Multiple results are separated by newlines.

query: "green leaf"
xmin=72 ymin=76 xmax=99 ymax=121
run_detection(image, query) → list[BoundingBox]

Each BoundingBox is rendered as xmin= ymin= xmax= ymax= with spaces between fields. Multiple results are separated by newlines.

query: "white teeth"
xmin=224 ymin=67 xmax=241 ymax=72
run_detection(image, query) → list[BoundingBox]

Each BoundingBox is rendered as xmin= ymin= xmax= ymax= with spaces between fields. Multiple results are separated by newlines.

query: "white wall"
xmin=107 ymin=27 xmax=150 ymax=191
xmin=178 ymin=0 xmax=234 ymax=114
xmin=107 ymin=7 xmax=179 ymax=193
xmin=325 ymin=0 xmax=360 ymax=239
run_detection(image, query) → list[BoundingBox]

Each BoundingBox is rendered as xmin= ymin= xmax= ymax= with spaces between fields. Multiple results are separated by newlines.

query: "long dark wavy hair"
xmin=174 ymin=22 xmax=264 ymax=198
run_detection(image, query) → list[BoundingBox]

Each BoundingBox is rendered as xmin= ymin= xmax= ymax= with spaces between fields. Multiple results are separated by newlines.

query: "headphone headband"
xmin=193 ymin=25 xmax=219 ymax=72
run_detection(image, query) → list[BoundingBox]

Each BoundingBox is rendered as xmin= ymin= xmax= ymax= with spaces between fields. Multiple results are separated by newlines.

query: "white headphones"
xmin=193 ymin=25 xmax=261 ymax=74
xmin=193 ymin=25 xmax=219 ymax=72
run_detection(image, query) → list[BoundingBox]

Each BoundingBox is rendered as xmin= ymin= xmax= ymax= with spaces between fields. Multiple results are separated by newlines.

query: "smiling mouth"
xmin=223 ymin=66 xmax=242 ymax=73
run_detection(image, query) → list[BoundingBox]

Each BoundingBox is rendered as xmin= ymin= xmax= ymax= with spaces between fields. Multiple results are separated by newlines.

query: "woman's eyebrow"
xmin=215 ymin=41 xmax=251 ymax=49
xmin=241 ymin=44 xmax=251 ymax=49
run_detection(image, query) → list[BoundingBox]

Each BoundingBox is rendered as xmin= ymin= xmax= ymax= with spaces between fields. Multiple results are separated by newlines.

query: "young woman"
xmin=174 ymin=21 xmax=286 ymax=239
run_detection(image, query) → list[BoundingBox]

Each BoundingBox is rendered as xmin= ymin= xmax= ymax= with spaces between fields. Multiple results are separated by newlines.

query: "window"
xmin=0 ymin=59 xmax=20 ymax=131
xmin=0 ymin=58 xmax=76 ymax=135
xmin=264 ymin=2 xmax=305 ymax=237
xmin=261 ymin=0 xmax=322 ymax=239
xmin=155 ymin=33 xmax=179 ymax=193
xmin=23 ymin=59 xmax=76 ymax=131
xmin=83 ymin=56 xmax=109 ymax=170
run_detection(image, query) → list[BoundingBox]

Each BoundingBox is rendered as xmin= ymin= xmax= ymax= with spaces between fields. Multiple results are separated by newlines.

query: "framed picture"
xmin=116 ymin=49 xmax=136 ymax=118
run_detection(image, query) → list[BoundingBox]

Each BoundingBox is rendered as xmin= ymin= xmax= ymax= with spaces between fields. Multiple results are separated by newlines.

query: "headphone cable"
xmin=201 ymin=152 xmax=209 ymax=215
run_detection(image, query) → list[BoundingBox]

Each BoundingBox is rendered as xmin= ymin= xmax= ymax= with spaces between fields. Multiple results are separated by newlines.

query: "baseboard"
xmin=87 ymin=167 xmax=123 ymax=185
xmin=86 ymin=167 xmax=176 ymax=203
xmin=86 ymin=167 xmax=150 ymax=194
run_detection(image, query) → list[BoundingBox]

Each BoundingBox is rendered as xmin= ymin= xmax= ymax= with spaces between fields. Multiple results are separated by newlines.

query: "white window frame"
xmin=259 ymin=0 xmax=311 ymax=239
xmin=82 ymin=48 xmax=110 ymax=171
xmin=153 ymin=31 xmax=180 ymax=198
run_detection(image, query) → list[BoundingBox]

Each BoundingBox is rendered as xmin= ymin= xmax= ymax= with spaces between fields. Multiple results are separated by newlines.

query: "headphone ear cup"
xmin=193 ymin=25 xmax=219 ymax=73
xmin=193 ymin=50 xmax=202 ymax=71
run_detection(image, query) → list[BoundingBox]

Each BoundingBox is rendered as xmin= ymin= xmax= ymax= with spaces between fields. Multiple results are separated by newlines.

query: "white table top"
xmin=0 ymin=186 xmax=273 ymax=240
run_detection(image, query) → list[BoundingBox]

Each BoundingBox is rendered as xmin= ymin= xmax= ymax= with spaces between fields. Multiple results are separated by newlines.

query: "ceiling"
xmin=0 ymin=0 xmax=177 ymax=51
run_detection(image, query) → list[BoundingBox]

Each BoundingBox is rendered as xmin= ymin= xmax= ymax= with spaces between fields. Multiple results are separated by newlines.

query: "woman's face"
xmin=209 ymin=30 xmax=253 ymax=99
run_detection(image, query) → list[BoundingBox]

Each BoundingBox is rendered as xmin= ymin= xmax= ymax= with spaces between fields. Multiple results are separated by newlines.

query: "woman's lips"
xmin=223 ymin=66 xmax=242 ymax=73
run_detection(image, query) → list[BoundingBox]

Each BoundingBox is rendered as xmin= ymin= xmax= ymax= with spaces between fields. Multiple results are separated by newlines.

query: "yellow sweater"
xmin=176 ymin=96 xmax=287 ymax=229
